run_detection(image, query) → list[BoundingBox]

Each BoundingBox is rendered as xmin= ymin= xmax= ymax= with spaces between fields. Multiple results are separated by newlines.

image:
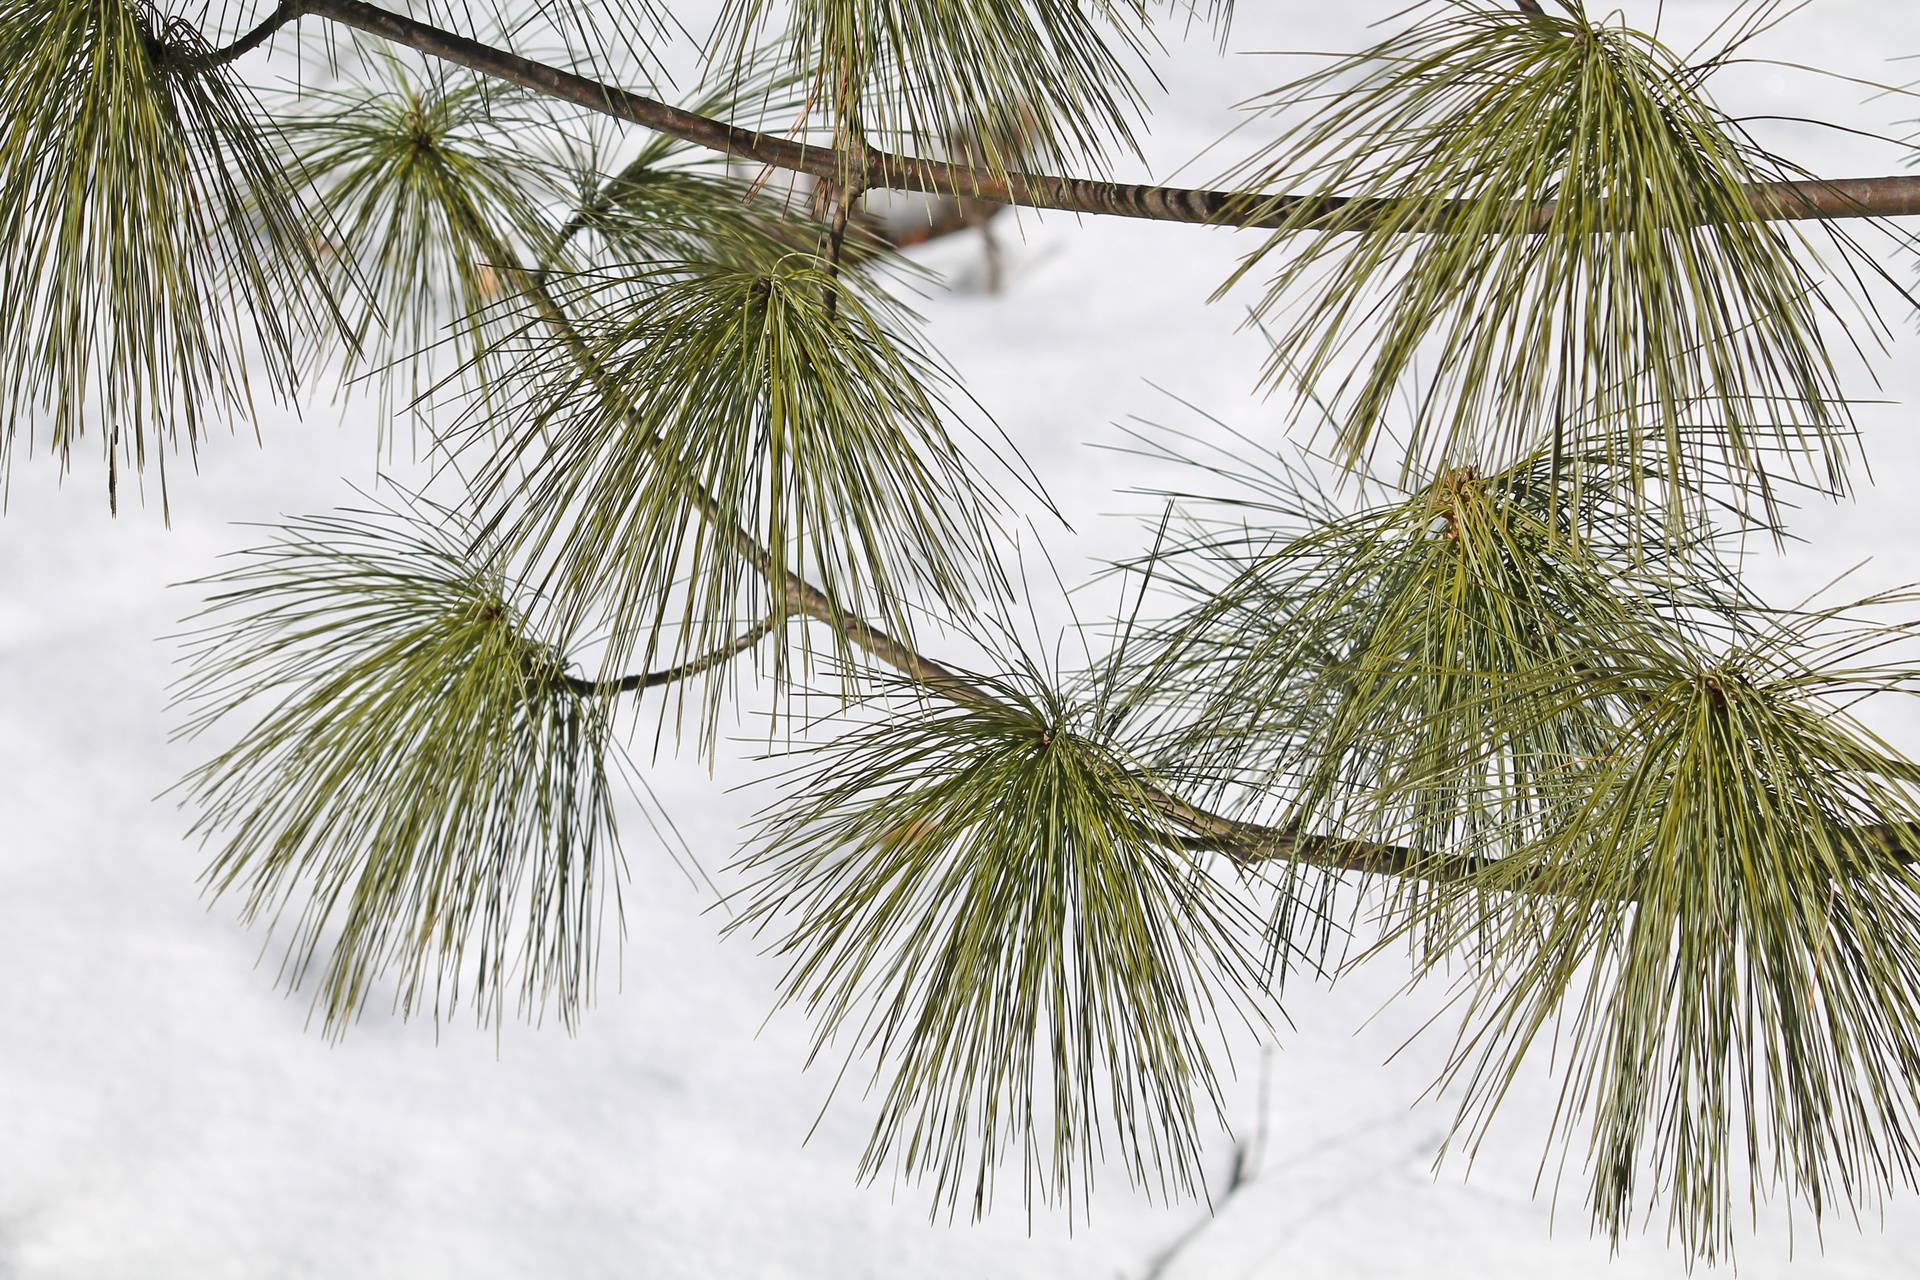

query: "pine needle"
xmin=466 ymin=253 xmax=1009 ymax=748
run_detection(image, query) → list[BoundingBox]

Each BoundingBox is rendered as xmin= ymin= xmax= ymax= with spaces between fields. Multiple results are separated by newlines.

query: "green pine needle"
xmin=468 ymin=253 xmax=1009 ymax=744
xmin=0 ymin=0 xmax=340 ymax=513
xmin=732 ymin=657 xmax=1274 ymax=1217
xmin=273 ymin=60 xmax=577 ymax=409
xmin=171 ymin=492 xmax=650 ymax=1037
xmin=543 ymin=54 xmax=830 ymax=272
xmin=1224 ymin=0 xmax=1875 ymax=528
xmin=1129 ymin=441 xmax=1685 ymax=882
xmin=421 ymin=0 xmax=677 ymax=80
xmin=550 ymin=136 xmax=854 ymax=275
xmin=1407 ymin=608 xmax=1920 ymax=1262
xmin=711 ymin=0 xmax=1163 ymax=175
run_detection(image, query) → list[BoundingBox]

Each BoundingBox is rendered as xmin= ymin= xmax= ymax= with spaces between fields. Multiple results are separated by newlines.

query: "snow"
xmin=3 ymin=2 xmax=1920 ymax=1275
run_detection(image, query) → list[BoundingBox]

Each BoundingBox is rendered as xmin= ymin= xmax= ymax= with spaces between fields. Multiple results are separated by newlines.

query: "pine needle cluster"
xmin=733 ymin=659 xmax=1273 ymax=1217
xmin=272 ymin=60 xmax=579 ymax=406
xmin=712 ymin=0 xmax=1172 ymax=173
xmin=471 ymin=253 xmax=1008 ymax=714
xmin=0 ymin=0 xmax=337 ymax=511
xmin=172 ymin=495 xmax=641 ymax=1036
xmin=1411 ymin=611 xmax=1920 ymax=1261
xmin=1224 ymin=0 xmax=1879 ymax=526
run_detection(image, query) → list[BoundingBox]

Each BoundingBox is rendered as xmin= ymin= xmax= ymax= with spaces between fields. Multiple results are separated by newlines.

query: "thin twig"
xmin=193 ymin=0 xmax=308 ymax=69
xmin=820 ymin=183 xmax=856 ymax=318
xmin=559 ymin=617 xmax=780 ymax=696
xmin=1140 ymin=1047 xmax=1276 ymax=1279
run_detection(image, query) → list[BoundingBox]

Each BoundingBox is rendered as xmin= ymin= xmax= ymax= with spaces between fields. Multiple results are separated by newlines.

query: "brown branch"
xmin=819 ymin=178 xmax=860 ymax=318
xmin=280 ymin=0 xmax=1920 ymax=234
xmin=559 ymin=617 xmax=780 ymax=696
xmin=1171 ymin=810 xmax=1493 ymax=880
xmin=192 ymin=0 xmax=308 ymax=69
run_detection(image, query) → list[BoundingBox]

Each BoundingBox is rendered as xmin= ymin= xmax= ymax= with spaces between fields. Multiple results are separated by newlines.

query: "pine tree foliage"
xmin=0 ymin=0 xmax=339 ymax=511
xmin=1404 ymin=607 xmax=1920 ymax=1262
xmin=1133 ymin=449 xmax=1646 ymax=846
xmin=272 ymin=59 xmax=580 ymax=405
xmin=468 ymin=253 xmax=1009 ymax=718
xmin=420 ymin=0 xmax=677 ymax=77
xmin=1120 ymin=424 xmax=1798 ymax=850
xmin=733 ymin=657 xmax=1273 ymax=1216
xmin=1222 ymin=2 xmax=1882 ymax=525
xmin=9 ymin=0 xmax=1920 ymax=1263
xmin=711 ymin=0 xmax=1170 ymax=174
xmin=544 ymin=65 xmax=825 ymax=270
xmin=172 ymin=495 xmax=646 ymax=1035
xmin=1128 ymin=419 xmax=1920 ymax=1254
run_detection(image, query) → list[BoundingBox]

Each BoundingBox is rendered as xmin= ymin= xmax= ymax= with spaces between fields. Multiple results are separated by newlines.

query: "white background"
xmin=4 ymin=1 xmax=1920 ymax=1275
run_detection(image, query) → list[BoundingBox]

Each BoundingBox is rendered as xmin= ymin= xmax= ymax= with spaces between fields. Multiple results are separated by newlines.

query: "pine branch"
xmin=141 ymin=0 xmax=1920 ymax=1247
xmin=467 ymin=210 xmax=1920 ymax=897
xmin=188 ymin=0 xmax=1920 ymax=896
xmin=232 ymin=0 xmax=1920 ymax=234
xmin=442 ymin=160 xmax=1454 ymax=882
xmin=819 ymin=178 xmax=859 ymax=318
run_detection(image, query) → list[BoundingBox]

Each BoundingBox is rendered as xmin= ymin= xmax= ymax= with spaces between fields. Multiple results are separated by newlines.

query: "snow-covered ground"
xmin=4 ymin=2 xmax=1920 ymax=1275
